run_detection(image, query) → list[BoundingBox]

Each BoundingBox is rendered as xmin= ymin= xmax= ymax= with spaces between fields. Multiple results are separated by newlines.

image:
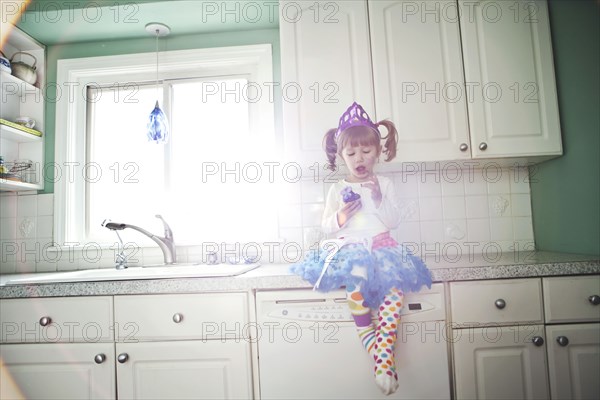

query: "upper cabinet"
xmin=280 ymin=0 xmax=375 ymax=168
xmin=0 ymin=25 xmax=46 ymax=192
xmin=280 ymin=0 xmax=563 ymax=166
xmin=458 ymin=0 xmax=562 ymax=159
xmin=369 ymin=0 xmax=470 ymax=162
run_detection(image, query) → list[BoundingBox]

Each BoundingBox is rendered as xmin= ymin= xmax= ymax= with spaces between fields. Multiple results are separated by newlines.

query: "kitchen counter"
xmin=0 ymin=250 xmax=598 ymax=299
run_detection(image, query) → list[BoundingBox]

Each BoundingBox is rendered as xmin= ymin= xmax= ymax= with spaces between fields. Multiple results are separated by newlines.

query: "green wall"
xmin=41 ymin=28 xmax=281 ymax=193
xmin=530 ymin=0 xmax=600 ymax=255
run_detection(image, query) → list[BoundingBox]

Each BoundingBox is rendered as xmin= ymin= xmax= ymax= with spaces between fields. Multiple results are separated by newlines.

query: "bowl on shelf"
xmin=14 ymin=116 xmax=35 ymax=129
xmin=0 ymin=50 xmax=11 ymax=73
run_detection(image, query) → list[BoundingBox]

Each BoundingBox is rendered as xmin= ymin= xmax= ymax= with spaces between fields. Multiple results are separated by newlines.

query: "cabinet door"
xmin=0 ymin=343 xmax=115 ymax=400
xmin=453 ymin=325 xmax=550 ymax=399
xmin=459 ymin=0 xmax=562 ymax=158
xmin=116 ymin=340 xmax=253 ymax=400
xmin=369 ymin=0 xmax=470 ymax=162
xmin=280 ymin=0 xmax=375 ymax=166
xmin=546 ymin=324 xmax=600 ymax=400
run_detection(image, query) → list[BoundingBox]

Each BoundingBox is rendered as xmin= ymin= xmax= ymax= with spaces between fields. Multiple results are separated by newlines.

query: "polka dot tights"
xmin=346 ymin=285 xmax=404 ymax=395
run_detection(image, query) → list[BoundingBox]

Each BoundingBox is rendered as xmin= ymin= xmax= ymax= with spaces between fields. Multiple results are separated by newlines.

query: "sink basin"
xmin=4 ymin=263 xmax=261 ymax=285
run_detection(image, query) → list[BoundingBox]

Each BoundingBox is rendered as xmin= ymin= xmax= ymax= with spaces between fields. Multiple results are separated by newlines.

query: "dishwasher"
xmin=256 ymin=283 xmax=450 ymax=399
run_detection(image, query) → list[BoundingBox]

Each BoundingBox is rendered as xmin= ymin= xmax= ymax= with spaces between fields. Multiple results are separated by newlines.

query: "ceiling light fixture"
xmin=145 ymin=22 xmax=170 ymax=144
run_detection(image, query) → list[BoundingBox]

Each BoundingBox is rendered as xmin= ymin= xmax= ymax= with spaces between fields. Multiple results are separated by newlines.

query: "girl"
xmin=291 ymin=102 xmax=432 ymax=395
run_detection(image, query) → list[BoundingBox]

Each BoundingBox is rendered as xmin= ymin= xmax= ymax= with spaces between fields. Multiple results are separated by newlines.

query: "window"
xmin=55 ymin=45 xmax=276 ymax=246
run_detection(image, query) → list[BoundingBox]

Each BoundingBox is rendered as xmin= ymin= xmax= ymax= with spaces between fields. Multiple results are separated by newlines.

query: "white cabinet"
xmin=280 ymin=0 xmax=562 ymax=165
xmin=0 ymin=296 xmax=115 ymax=399
xmin=116 ymin=341 xmax=252 ymax=400
xmin=452 ymin=325 xmax=550 ymax=399
xmin=114 ymin=293 xmax=254 ymax=399
xmin=280 ymin=0 xmax=375 ymax=166
xmin=369 ymin=0 xmax=470 ymax=162
xmin=0 ymin=25 xmax=45 ymax=191
xmin=543 ymin=276 xmax=600 ymax=400
xmin=451 ymin=276 xmax=600 ymax=400
xmin=0 ymin=343 xmax=116 ymax=400
xmin=0 ymin=293 xmax=254 ymax=399
xmin=546 ymin=324 xmax=600 ymax=400
xmin=459 ymin=0 xmax=562 ymax=159
xmin=451 ymin=278 xmax=550 ymax=399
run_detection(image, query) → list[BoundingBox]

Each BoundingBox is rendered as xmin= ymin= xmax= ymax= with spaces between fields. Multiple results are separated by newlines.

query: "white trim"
xmin=55 ymin=45 xmax=273 ymax=244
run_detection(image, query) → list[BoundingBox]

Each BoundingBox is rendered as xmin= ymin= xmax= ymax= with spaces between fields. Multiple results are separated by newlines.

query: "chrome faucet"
xmin=102 ymin=215 xmax=176 ymax=265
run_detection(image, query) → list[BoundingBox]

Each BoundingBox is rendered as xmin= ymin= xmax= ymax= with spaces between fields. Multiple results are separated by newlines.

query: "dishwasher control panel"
xmin=271 ymin=302 xmax=353 ymax=322
xmin=267 ymin=298 xmax=438 ymax=322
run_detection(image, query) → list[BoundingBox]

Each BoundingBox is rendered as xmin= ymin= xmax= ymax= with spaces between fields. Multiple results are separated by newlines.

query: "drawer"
xmin=543 ymin=275 xmax=600 ymax=323
xmin=114 ymin=293 xmax=249 ymax=341
xmin=451 ymin=278 xmax=543 ymax=326
xmin=0 ymin=296 xmax=114 ymax=343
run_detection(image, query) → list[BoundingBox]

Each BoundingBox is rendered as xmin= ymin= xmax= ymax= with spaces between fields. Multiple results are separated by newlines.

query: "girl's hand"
xmin=361 ymin=175 xmax=382 ymax=208
xmin=337 ymin=199 xmax=362 ymax=227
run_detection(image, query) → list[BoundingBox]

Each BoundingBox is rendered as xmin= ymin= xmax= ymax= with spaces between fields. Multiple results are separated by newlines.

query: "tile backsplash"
xmin=0 ymin=167 xmax=534 ymax=274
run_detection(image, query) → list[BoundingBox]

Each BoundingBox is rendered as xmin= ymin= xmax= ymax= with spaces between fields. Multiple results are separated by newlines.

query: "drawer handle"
xmin=172 ymin=313 xmax=184 ymax=323
xmin=94 ymin=353 xmax=106 ymax=364
xmin=494 ymin=299 xmax=506 ymax=309
xmin=117 ymin=353 xmax=129 ymax=364
xmin=589 ymin=295 xmax=600 ymax=305
xmin=39 ymin=316 xmax=52 ymax=326
xmin=532 ymin=336 xmax=544 ymax=347
xmin=556 ymin=336 xmax=569 ymax=347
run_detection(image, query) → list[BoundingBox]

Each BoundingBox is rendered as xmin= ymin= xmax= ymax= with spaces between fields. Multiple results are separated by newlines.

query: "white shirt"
xmin=321 ymin=175 xmax=400 ymax=239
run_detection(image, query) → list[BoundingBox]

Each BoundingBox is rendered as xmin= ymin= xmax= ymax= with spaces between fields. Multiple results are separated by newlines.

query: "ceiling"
xmin=16 ymin=0 xmax=279 ymax=45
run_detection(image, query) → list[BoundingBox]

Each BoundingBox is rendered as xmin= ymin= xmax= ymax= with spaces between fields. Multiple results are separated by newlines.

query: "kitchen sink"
xmin=4 ymin=263 xmax=261 ymax=285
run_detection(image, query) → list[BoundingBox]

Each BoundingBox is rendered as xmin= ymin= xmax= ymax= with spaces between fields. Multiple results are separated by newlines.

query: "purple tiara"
xmin=335 ymin=102 xmax=379 ymax=141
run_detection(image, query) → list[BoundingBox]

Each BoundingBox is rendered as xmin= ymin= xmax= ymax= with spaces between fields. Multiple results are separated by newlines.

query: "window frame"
xmin=54 ymin=45 xmax=274 ymax=245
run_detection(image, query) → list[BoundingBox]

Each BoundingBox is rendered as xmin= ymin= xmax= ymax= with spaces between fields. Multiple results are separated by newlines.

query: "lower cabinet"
xmin=113 ymin=293 xmax=254 ymax=400
xmin=543 ymin=275 xmax=600 ymax=400
xmin=451 ymin=278 xmax=549 ymax=399
xmin=116 ymin=340 xmax=253 ymax=400
xmin=451 ymin=276 xmax=600 ymax=400
xmin=546 ymin=324 xmax=600 ymax=400
xmin=0 ymin=293 xmax=254 ymax=400
xmin=452 ymin=325 xmax=550 ymax=399
xmin=0 ymin=342 xmax=116 ymax=399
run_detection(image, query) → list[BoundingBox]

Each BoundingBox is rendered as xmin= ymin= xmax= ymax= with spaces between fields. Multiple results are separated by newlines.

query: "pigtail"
xmin=377 ymin=120 xmax=398 ymax=162
xmin=322 ymin=128 xmax=338 ymax=171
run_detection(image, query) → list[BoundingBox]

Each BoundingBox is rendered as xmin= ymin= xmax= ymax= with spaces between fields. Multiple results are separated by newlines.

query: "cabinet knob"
xmin=172 ymin=313 xmax=184 ymax=323
xmin=117 ymin=353 xmax=129 ymax=364
xmin=479 ymin=142 xmax=488 ymax=151
xmin=94 ymin=353 xmax=106 ymax=364
xmin=532 ymin=336 xmax=544 ymax=347
xmin=588 ymin=295 xmax=600 ymax=305
xmin=556 ymin=336 xmax=569 ymax=347
xmin=39 ymin=316 xmax=52 ymax=326
xmin=494 ymin=299 xmax=506 ymax=309
xmin=459 ymin=143 xmax=469 ymax=152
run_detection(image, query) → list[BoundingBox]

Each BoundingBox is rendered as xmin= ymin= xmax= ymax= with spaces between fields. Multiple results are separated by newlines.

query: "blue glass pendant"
xmin=147 ymin=100 xmax=169 ymax=144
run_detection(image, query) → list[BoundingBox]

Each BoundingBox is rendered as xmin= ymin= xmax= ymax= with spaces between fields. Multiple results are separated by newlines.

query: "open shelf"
xmin=0 ymin=123 xmax=42 ymax=142
xmin=0 ymin=178 xmax=42 ymax=192
xmin=1 ymin=25 xmax=45 ymax=192
xmin=0 ymin=70 xmax=41 ymax=96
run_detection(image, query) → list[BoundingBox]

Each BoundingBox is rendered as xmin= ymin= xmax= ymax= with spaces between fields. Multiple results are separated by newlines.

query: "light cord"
xmin=155 ymin=29 xmax=159 ymax=99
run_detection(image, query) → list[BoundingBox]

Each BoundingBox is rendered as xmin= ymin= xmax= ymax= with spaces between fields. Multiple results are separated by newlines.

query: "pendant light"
xmin=145 ymin=22 xmax=170 ymax=144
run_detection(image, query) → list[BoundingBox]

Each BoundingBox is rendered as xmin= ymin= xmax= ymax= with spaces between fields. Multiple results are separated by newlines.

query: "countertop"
xmin=0 ymin=250 xmax=598 ymax=299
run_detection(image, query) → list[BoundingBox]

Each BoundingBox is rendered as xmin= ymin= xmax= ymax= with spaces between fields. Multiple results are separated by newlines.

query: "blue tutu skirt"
xmin=290 ymin=241 xmax=432 ymax=308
